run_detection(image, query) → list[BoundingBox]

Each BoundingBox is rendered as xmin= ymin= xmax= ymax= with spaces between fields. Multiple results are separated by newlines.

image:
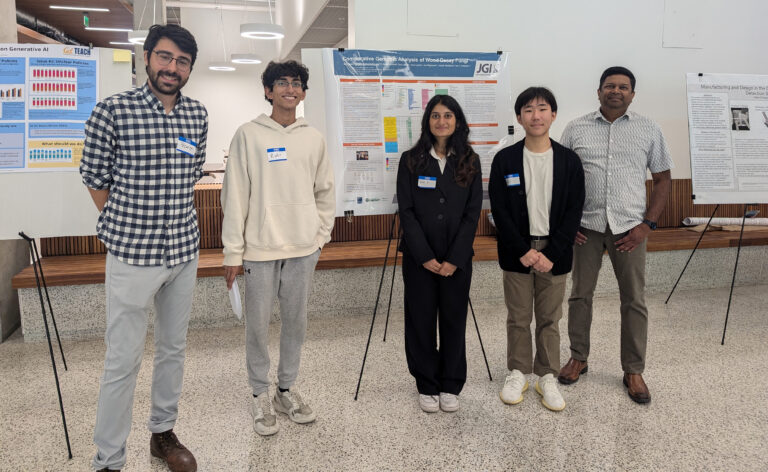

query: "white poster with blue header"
xmin=0 ymin=44 xmax=98 ymax=173
xmin=322 ymin=49 xmax=513 ymax=217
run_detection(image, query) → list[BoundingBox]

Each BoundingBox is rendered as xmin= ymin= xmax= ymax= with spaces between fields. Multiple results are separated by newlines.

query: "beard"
xmin=146 ymin=66 xmax=187 ymax=96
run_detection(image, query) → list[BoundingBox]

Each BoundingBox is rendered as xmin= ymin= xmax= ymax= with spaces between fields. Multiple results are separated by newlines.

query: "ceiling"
xmin=16 ymin=0 xmax=134 ymax=47
xmin=15 ymin=0 xmax=348 ymax=60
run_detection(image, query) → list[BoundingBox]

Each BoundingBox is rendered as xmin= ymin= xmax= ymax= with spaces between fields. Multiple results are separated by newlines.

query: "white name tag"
xmin=267 ymin=147 xmax=287 ymax=162
xmin=505 ymin=173 xmax=520 ymax=187
xmin=418 ymin=176 xmax=437 ymax=189
xmin=176 ymin=137 xmax=197 ymax=156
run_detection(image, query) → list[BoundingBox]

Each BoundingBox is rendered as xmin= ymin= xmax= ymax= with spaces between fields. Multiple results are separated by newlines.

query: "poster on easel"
xmin=686 ymin=73 xmax=768 ymax=204
xmin=322 ymin=49 xmax=514 ymax=217
xmin=0 ymin=44 xmax=99 ymax=173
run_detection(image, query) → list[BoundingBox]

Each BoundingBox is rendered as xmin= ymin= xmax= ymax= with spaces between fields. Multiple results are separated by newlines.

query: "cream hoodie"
xmin=221 ymin=114 xmax=335 ymax=264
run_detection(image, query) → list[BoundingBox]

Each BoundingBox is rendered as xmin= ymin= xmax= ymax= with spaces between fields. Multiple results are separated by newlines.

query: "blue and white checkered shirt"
xmin=560 ymin=110 xmax=673 ymax=234
xmin=80 ymin=83 xmax=208 ymax=267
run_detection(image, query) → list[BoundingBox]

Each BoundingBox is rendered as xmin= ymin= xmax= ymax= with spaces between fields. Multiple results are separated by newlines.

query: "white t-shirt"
xmin=523 ymin=146 xmax=553 ymax=236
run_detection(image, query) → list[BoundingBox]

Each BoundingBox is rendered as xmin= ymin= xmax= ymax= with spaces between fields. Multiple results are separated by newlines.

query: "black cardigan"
xmin=488 ymin=139 xmax=585 ymax=275
xmin=396 ymin=152 xmax=482 ymax=271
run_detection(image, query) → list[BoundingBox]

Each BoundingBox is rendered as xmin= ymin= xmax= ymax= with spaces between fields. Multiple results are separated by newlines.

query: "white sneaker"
xmin=535 ymin=373 xmax=566 ymax=411
xmin=500 ymin=369 xmax=528 ymax=405
xmin=419 ymin=394 xmax=439 ymax=413
xmin=250 ymin=393 xmax=279 ymax=436
xmin=439 ymin=393 xmax=459 ymax=412
xmin=273 ymin=389 xmax=316 ymax=424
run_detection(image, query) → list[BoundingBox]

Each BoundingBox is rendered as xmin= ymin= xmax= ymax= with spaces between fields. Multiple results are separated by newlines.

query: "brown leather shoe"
xmin=557 ymin=358 xmax=588 ymax=385
xmin=150 ymin=430 xmax=197 ymax=472
xmin=623 ymin=373 xmax=651 ymax=404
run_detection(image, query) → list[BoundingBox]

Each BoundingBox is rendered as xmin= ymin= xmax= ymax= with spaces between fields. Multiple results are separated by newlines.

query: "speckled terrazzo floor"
xmin=1 ymin=284 xmax=766 ymax=471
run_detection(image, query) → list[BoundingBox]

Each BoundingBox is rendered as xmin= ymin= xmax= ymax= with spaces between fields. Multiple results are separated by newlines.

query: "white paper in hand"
xmin=229 ymin=279 xmax=242 ymax=320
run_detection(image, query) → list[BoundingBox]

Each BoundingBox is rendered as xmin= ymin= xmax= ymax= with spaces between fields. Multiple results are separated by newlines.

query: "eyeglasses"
xmin=152 ymin=50 xmax=192 ymax=71
xmin=273 ymin=79 xmax=303 ymax=89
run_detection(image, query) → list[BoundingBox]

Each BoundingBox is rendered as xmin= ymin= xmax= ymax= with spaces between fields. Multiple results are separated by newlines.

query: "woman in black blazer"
xmin=396 ymin=94 xmax=482 ymax=413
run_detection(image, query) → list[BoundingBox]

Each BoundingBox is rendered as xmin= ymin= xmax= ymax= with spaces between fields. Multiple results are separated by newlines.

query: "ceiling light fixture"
xmin=128 ymin=29 xmax=149 ymax=45
xmin=240 ymin=23 xmax=284 ymax=40
xmin=208 ymin=62 xmax=236 ymax=71
xmin=85 ymin=26 xmax=133 ymax=32
xmin=109 ymin=41 xmax=134 ymax=46
xmin=230 ymin=53 xmax=262 ymax=64
xmin=51 ymin=5 xmax=110 ymax=12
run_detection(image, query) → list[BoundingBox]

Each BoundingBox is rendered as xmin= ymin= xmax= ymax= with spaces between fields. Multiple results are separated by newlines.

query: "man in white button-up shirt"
xmin=557 ymin=67 xmax=672 ymax=404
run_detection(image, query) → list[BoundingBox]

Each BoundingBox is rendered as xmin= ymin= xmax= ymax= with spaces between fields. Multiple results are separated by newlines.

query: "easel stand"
xmin=18 ymin=232 xmax=72 ymax=459
xmin=354 ymin=212 xmax=492 ymax=401
xmin=664 ymin=204 xmax=754 ymax=345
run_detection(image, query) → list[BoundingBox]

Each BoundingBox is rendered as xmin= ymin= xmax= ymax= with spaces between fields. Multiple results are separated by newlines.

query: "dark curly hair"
xmin=143 ymin=24 xmax=198 ymax=66
xmin=261 ymin=60 xmax=309 ymax=104
xmin=405 ymin=94 xmax=479 ymax=187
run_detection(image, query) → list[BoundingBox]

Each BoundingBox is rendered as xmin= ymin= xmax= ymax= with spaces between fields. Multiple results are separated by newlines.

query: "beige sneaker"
xmin=535 ymin=373 xmax=566 ymax=411
xmin=251 ymin=393 xmax=279 ymax=436
xmin=419 ymin=394 xmax=439 ymax=413
xmin=273 ymin=389 xmax=316 ymax=424
xmin=439 ymin=393 xmax=459 ymax=412
xmin=500 ymin=369 xmax=528 ymax=405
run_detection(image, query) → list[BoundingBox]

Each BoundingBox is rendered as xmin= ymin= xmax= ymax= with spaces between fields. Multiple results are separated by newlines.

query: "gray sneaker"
xmin=272 ymin=389 xmax=316 ymax=424
xmin=251 ymin=392 xmax=279 ymax=436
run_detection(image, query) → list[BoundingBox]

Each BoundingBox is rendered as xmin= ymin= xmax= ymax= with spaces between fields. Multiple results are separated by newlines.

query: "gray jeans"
xmin=244 ymin=250 xmax=320 ymax=396
xmin=93 ymin=253 xmax=198 ymax=470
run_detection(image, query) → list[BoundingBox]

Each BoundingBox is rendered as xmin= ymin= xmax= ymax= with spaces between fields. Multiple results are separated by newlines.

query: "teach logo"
xmin=474 ymin=60 xmax=499 ymax=77
xmin=63 ymin=47 xmax=91 ymax=56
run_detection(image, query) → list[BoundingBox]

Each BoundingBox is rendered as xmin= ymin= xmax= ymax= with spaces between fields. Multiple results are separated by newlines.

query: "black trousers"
xmin=402 ymin=251 xmax=471 ymax=395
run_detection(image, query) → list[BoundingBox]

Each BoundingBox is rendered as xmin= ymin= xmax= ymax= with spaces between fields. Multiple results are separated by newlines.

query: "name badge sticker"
xmin=267 ymin=147 xmax=287 ymax=162
xmin=176 ymin=137 xmax=197 ymax=156
xmin=417 ymin=176 xmax=437 ymax=189
xmin=505 ymin=173 xmax=520 ymax=187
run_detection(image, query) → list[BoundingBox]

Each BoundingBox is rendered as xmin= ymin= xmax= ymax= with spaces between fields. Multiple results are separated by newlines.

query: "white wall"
xmin=276 ymin=0 xmax=329 ymax=59
xmin=351 ymin=0 xmax=768 ymax=179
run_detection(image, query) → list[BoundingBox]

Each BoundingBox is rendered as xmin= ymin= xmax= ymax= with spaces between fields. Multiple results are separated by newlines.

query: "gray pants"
xmin=93 ymin=253 xmax=198 ymax=470
xmin=503 ymin=239 xmax=567 ymax=377
xmin=567 ymin=226 xmax=648 ymax=373
xmin=244 ymin=250 xmax=320 ymax=396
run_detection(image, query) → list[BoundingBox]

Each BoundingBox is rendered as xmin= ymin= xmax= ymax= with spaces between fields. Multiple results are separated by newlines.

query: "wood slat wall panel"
xmin=40 ymin=180 xmax=768 ymax=256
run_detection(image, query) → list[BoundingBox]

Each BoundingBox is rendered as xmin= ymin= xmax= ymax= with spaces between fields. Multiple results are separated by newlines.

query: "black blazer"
xmin=488 ymin=139 xmax=585 ymax=275
xmin=396 ymin=151 xmax=482 ymax=271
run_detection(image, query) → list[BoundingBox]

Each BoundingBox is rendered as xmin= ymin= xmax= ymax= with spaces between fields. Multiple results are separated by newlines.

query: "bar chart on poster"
xmin=686 ymin=73 xmax=768 ymax=204
xmin=0 ymin=46 xmax=130 ymax=239
xmin=0 ymin=44 xmax=98 ymax=173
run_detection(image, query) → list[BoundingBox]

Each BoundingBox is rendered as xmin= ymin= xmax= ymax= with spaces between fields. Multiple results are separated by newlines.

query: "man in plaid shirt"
xmin=80 ymin=24 xmax=207 ymax=472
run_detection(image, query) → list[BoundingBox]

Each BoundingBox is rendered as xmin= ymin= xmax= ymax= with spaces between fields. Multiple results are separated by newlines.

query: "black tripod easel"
xmin=18 ymin=232 xmax=72 ymax=460
xmin=354 ymin=212 xmax=492 ymax=401
xmin=664 ymin=204 xmax=756 ymax=345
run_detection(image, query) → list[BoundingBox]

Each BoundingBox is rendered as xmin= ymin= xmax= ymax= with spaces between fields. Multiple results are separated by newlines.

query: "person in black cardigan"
xmin=489 ymin=87 xmax=585 ymax=411
xmin=396 ymin=94 xmax=482 ymax=413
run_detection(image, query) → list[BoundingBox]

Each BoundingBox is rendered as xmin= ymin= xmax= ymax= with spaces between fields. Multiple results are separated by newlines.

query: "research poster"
xmin=323 ymin=49 xmax=514 ymax=216
xmin=686 ymin=73 xmax=768 ymax=204
xmin=0 ymin=44 xmax=98 ymax=173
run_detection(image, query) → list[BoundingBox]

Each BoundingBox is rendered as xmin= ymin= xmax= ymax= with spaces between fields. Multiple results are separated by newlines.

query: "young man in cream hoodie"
xmin=221 ymin=60 xmax=335 ymax=436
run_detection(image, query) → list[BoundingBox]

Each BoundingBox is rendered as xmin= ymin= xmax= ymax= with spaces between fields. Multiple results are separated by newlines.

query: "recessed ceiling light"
xmin=231 ymin=54 xmax=262 ymax=64
xmin=85 ymin=26 xmax=133 ymax=32
xmin=51 ymin=5 xmax=110 ymax=12
xmin=240 ymin=23 xmax=285 ymax=40
xmin=209 ymin=62 xmax=236 ymax=71
xmin=109 ymin=42 xmax=135 ymax=46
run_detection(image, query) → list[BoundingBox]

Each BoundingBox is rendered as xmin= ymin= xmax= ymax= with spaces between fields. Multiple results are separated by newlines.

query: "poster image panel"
xmin=687 ymin=72 xmax=768 ymax=204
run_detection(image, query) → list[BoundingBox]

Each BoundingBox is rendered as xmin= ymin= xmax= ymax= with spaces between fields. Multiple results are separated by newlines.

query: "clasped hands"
xmin=423 ymin=258 xmax=457 ymax=277
xmin=520 ymin=249 xmax=553 ymax=273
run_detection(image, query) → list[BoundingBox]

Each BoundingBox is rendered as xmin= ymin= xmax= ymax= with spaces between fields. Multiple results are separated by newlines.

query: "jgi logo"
xmin=474 ymin=60 xmax=499 ymax=77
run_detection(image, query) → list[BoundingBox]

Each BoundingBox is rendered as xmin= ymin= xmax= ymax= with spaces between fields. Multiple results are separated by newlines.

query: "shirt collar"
xmin=429 ymin=146 xmax=451 ymax=160
xmin=140 ymin=82 xmax=185 ymax=113
xmin=593 ymin=108 xmax=634 ymax=123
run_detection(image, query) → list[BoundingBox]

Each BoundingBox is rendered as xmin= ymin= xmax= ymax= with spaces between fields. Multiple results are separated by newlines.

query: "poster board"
xmin=0 ymin=47 xmax=131 ymax=239
xmin=686 ymin=72 xmax=768 ymax=204
xmin=321 ymin=49 xmax=514 ymax=217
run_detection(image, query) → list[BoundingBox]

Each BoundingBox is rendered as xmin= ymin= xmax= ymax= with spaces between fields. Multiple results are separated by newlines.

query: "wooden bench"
xmin=12 ymin=229 xmax=768 ymax=289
